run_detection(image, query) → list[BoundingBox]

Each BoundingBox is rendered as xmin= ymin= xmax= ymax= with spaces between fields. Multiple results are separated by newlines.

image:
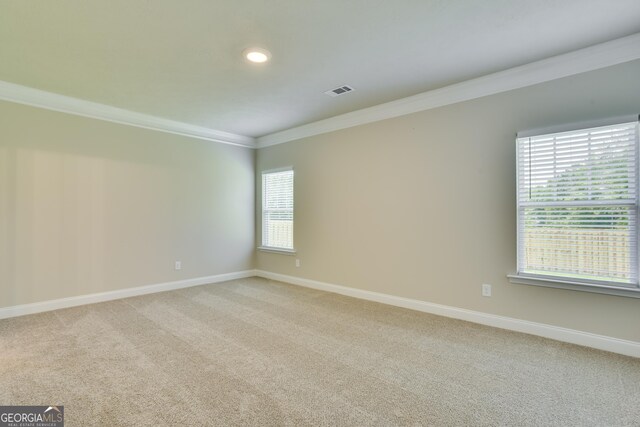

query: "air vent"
xmin=324 ymin=85 xmax=355 ymax=97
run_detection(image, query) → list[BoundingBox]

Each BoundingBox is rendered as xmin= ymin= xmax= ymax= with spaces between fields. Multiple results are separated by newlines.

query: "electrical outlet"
xmin=295 ymin=259 xmax=301 ymax=267
xmin=482 ymin=284 xmax=492 ymax=297
xmin=175 ymin=261 xmax=182 ymax=270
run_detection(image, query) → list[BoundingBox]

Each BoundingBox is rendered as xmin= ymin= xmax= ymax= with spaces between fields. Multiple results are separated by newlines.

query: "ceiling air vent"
xmin=324 ymin=85 xmax=355 ymax=97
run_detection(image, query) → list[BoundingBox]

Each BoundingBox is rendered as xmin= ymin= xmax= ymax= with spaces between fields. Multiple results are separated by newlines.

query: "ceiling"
xmin=1 ymin=0 xmax=640 ymax=139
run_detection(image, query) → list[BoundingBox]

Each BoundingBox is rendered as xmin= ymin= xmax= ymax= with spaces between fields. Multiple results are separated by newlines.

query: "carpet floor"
xmin=1 ymin=277 xmax=639 ymax=426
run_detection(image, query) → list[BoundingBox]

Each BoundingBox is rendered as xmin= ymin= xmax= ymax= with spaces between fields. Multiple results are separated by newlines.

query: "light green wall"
xmin=256 ymin=60 xmax=640 ymax=342
xmin=0 ymin=101 xmax=255 ymax=308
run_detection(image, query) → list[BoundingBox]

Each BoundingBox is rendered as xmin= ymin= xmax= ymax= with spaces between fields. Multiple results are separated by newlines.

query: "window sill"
xmin=507 ymin=274 xmax=640 ymax=299
xmin=257 ymin=246 xmax=297 ymax=255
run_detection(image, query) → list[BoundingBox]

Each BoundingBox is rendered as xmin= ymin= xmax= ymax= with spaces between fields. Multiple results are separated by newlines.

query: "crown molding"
xmin=0 ymin=81 xmax=256 ymax=148
xmin=257 ymin=32 xmax=640 ymax=148
xmin=3 ymin=32 xmax=639 ymax=150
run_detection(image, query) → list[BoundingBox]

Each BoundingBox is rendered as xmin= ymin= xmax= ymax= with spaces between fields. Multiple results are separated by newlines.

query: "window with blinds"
xmin=516 ymin=119 xmax=639 ymax=287
xmin=262 ymin=168 xmax=294 ymax=250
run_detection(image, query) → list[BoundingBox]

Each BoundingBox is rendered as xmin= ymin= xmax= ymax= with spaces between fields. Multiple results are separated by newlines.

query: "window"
xmin=511 ymin=117 xmax=640 ymax=296
xmin=261 ymin=168 xmax=294 ymax=251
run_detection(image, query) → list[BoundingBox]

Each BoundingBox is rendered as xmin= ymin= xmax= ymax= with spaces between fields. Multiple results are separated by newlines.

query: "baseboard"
xmin=4 ymin=269 xmax=637 ymax=358
xmin=0 ymin=270 xmax=256 ymax=320
xmin=254 ymin=270 xmax=640 ymax=358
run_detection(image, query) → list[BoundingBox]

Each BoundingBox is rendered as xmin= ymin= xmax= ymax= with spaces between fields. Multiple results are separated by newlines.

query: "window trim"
xmin=507 ymin=273 xmax=640 ymax=299
xmin=516 ymin=115 xmax=639 ymax=139
xmin=260 ymin=166 xmax=295 ymax=253
xmin=510 ymin=115 xmax=640 ymax=297
xmin=257 ymin=246 xmax=297 ymax=255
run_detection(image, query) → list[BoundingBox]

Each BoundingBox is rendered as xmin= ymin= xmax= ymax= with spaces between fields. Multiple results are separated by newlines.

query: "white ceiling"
xmin=1 ymin=0 xmax=640 ymax=139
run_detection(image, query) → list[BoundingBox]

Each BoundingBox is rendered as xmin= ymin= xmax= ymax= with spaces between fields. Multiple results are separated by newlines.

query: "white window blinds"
xmin=517 ymin=120 xmax=639 ymax=286
xmin=262 ymin=169 xmax=294 ymax=250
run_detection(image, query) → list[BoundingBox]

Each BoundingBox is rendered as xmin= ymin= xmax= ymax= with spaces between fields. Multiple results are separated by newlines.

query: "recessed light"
xmin=243 ymin=47 xmax=271 ymax=64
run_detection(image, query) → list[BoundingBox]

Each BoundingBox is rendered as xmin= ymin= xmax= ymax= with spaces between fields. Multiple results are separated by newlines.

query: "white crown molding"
xmin=4 ymin=33 xmax=639 ymax=150
xmin=0 ymin=81 xmax=256 ymax=148
xmin=257 ymin=32 xmax=640 ymax=148
xmin=0 ymin=270 xmax=256 ymax=320
xmin=255 ymin=270 xmax=640 ymax=358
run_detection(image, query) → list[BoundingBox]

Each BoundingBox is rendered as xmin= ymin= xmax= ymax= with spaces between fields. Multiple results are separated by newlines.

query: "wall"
xmin=0 ymin=101 xmax=255 ymax=308
xmin=256 ymin=59 xmax=640 ymax=342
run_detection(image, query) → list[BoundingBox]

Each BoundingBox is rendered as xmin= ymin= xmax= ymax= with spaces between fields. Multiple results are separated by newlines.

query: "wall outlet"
xmin=175 ymin=261 xmax=182 ymax=270
xmin=482 ymin=283 xmax=492 ymax=297
xmin=295 ymin=259 xmax=301 ymax=268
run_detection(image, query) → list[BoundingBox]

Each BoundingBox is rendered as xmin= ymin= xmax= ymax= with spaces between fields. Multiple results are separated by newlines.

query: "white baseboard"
xmin=4 ymin=269 xmax=637 ymax=358
xmin=0 ymin=270 xmax=256 ymax=320
xmin=255 ymin=270 xmax=640 ymax=358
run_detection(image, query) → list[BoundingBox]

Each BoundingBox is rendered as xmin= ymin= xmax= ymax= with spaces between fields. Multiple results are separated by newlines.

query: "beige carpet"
xmin=1 ymin=277 xmax=639 ymax=426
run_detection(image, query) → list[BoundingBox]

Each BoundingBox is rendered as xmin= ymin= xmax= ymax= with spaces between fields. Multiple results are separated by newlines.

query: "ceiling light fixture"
xmin=243 ymin=47 xmax=271 ymax=64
